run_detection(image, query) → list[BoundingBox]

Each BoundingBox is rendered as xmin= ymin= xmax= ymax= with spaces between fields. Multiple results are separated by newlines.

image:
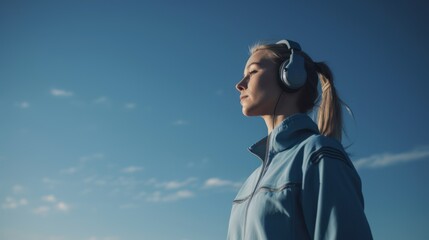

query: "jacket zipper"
xmin=242 ymin=134 xmax=271 ymax=239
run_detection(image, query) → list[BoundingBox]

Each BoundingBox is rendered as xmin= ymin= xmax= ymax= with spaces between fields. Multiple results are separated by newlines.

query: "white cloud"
xmin=42 ymin=177 xmax=61 ymax=189
xmin=84 ymin=175 xmax=110 ymax=187
xmin=20 ymin=198 xmax=28 ymax=205
xmin=136 ymin=178 xmax=198 ymax=203
xmin=80 ymin=153 xmax=104 ymax=163
xmin=353 ymin=146 xmax=429 ymax=170
xmin=51 ymin=88 xmax=73 ymax=97
xmin=112 ymin=176 xmax=142 ymax=189
xmin=144 ymin=178 xmax=197 ymax=190
xmin=172 ymin=119 xmax=189 ymax=126
xmin=133 ymin=192 xmax=147 ymax=200
xmin=121 ymin=166 xmax=144 ymax=174
xmin=203 ymin=178 xmax=242 ymax=189
xmin=60 ymin=167 xmax=78 ymax=175
xmin=42 ymin=195 xmax=57 ymax=203
xmin=162 ymin=178 xmax=197 ymax=190
xmin=187 ymin=162 xmax=195 ymax=168
xmin=2 ymin=198 xmax=17 ymax=209
xmin=187 ymin=157 xmax=210 ymax=168
xmin=12 ymin=184 xmax=25 ymax=194
xmin=95 ymin=179 xmax=108 ymax=186
xmin=146 ymin=191 xmax=164 ymax=202
xmin=55 ymin=202 xmax=70 ymax=212
xmin=93 ymin=96 xmax=108 ymax=104
xmin=34 ymin=195 xmax=70 ymax=215
xmin=2 ymin=197 xmax=28 ymax=209
xmin=60 ymin=153 xmax=104 ymax=176
xmin=137 ymin=178 xmax=197 ymax=203
xmin=84 ymin=175 xmax=98 ymax=184
xmin=33 ymin=206 xmax=50 ymax=215
xmin=16 ymin=101 xmax=30 ymax=109
xmin=164 ymin=190 xmax=194 ymax=202
xmin=124 ymin=102 xmax=136 ymax=109
xmin=146 ymin=190 xmax=194 ymax=203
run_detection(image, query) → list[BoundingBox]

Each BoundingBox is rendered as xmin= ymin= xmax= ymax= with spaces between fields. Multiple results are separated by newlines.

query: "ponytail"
xmin=315 ymin=62 xmax=343 ymax=142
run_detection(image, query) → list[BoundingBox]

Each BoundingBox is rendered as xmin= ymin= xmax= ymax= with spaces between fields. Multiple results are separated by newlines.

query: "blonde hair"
xmin=250 ymin=42 xmax=344 ymax=142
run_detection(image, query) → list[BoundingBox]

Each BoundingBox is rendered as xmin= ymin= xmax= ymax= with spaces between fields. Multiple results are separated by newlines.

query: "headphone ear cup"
xmin=279 ymin=59 xmax=291 ymax=91
xmin=279 ymin=49 xmax=307 ymax=91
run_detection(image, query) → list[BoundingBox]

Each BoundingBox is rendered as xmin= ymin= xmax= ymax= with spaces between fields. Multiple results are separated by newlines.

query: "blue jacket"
xmin=227 ymin=113 xmax=373 ymax=240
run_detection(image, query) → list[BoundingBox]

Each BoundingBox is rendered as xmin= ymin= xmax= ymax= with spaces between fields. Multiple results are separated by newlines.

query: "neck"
xmin=262 ymin=93 xmax=300 ymax=134
xmin=262 ymin=113 xmax=296 ymax=134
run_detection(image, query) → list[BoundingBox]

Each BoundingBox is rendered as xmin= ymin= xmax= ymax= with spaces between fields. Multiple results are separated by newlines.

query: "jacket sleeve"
xmin=300 ymin=147 xmax=373 ymax=240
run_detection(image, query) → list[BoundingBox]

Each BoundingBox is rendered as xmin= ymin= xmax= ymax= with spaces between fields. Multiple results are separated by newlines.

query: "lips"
xmin=240 ymin=95 xmax=248 ymax=101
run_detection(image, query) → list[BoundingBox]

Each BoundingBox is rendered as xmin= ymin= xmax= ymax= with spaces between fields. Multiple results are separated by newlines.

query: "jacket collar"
xmin=248 ymin=113 xmax=320 ymax=162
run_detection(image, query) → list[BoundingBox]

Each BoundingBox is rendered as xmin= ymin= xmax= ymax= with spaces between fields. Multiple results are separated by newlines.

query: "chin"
xmin=241 ymin=107 xmax=259 ymax=117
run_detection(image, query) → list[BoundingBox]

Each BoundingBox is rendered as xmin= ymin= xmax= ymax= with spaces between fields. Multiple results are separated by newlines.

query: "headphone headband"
xmin=276 ymin=39 xmax=302 ymax=51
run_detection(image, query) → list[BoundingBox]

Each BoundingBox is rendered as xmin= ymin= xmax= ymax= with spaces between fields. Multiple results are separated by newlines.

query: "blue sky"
xmin=1 ymin=0 xmax=428 ymax=239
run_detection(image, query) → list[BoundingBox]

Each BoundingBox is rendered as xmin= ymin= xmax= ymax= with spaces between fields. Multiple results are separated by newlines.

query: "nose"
xmin=235 ymin=76 xmax=247 ymax=92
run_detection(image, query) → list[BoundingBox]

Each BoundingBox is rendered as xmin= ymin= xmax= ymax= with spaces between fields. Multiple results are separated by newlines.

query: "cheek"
xmin=243 ymin=78 xmax=280 ymax=115
xmin=250 ymin=76 xmax=279 ymax=102
xmin=248 ymin=75 xmax=271 ymax=95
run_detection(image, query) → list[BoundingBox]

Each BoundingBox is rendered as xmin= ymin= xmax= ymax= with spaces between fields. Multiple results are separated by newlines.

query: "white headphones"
xmin=276 ymin=39 xmax=307 ymax=92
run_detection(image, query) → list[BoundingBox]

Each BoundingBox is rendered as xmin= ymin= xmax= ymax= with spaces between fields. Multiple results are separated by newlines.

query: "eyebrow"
xmin=247 ymin=62 xmax=260 ymax=69
xmin=243 ymin=62 xmax=261 ymax=76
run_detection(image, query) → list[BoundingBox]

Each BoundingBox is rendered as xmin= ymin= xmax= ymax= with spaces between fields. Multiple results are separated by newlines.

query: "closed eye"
xmin=249 ymin=70 xmax=257 ymax=75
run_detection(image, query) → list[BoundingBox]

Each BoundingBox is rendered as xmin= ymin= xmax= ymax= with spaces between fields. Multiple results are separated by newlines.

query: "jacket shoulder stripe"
xmin=309 ymin=147 xmax=354 ymax=168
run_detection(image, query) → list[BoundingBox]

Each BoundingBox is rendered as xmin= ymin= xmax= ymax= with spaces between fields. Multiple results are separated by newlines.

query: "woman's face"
xmin=236 ymin=50 xmax=282 ymax=116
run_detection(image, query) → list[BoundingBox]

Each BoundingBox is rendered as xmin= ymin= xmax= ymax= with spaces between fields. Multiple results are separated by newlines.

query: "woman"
xmin=227 ymin=39 xmax=373 ymax=240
